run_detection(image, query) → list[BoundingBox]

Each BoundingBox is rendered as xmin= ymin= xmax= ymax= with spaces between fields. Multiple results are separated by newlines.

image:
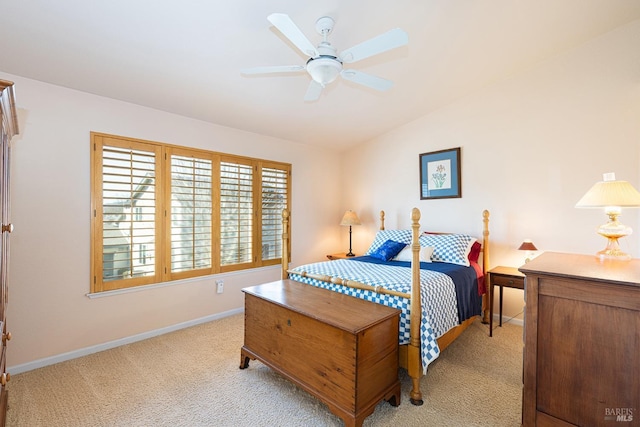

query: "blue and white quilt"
xmin=288 ymin=256 xmax=480 ymax=373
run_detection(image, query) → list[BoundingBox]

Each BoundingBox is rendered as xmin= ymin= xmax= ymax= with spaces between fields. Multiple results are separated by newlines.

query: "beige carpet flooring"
xmin=6 ymin=314 xmax=522 ymax=426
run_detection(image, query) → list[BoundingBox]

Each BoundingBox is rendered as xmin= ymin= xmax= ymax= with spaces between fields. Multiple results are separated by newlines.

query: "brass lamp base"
xmin=595 ymin=214 xmax=632 ymax=261
xmin=596 ymin=235 xmax=631 ymax=262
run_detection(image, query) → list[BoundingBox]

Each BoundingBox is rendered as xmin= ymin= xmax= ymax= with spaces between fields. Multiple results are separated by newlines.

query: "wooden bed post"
xmin=481 ymin=210 xmax=490 ymax=324
xmin=379 ymin=210 xmax=385 ymax=230
xmin=282 ymin=208 xmax=290 ymax=280
xmin=408 ymin=207 xmax=423 ymax=405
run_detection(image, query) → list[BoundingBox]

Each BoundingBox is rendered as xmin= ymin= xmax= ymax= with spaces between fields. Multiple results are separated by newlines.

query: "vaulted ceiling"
xmin=2 ymin=1 xmax=639 ymax=150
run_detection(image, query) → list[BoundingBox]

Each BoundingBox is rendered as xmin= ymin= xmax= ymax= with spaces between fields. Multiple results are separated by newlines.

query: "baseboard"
xmin=492 ymin=314 xmax=524 ymax=327
xmin=8 ymin=308 xmax=244 ymax=375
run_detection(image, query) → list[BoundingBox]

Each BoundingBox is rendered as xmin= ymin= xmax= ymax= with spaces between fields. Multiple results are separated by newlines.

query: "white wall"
xmin=341 ymin=20 xmax=640 ymax=322
xmin=2 ymin=73 xmax=344 ymax=370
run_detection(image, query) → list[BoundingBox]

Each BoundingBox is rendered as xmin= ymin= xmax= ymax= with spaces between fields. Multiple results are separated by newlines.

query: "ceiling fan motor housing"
xmin=306 ymin=39 xmax=342 ymax=86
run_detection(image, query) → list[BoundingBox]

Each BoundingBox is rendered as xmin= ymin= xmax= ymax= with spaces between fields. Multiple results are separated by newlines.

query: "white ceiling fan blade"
xmin=339 ymin=28 xmax=408 ymax=63
xmin=341 ymin=69 xmax=394 ymax=91
xmin=267 ymin=13 xmax=319 ymax=58
xmin=304 ymin=80 xmax=324 ymax=102
xmin=241 ymin=65 xmax=305 ymax=75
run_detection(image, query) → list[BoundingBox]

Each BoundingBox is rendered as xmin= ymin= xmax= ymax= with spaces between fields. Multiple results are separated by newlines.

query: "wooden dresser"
xmin=0 ymin=80 xmax=18 ymax=427
xmin=519 ymin=252 xmax=640 ymax=426
xmin=240 ymin=279 xmax=401 ymax=427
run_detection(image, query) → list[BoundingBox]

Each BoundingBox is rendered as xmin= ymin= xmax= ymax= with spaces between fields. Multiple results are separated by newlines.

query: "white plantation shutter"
xmin=220 ymin=160 xmax=253 ymax=267
xmin=261 ymin=166 xmax=289 ymax=262
xmin=169 ymin=153 xmax=213 ymax=275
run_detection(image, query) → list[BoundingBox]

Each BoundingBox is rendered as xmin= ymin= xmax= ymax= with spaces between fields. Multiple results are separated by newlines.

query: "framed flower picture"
xmin=419 ymin=147 xmax=461 ymax=200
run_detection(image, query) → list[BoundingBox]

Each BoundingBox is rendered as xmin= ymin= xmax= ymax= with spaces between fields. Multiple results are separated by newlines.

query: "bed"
xmin=281 ymin=207 xmax=490 ymax=405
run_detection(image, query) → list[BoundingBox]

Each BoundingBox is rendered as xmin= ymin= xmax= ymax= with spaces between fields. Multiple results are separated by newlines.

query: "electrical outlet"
xmin=216 ymin=280 xmax=224 ymax=294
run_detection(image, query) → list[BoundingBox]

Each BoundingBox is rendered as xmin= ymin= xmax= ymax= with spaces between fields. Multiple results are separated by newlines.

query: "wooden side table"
xmin=488 ymin=266 xmax=525 ymax=337
xmin=326 ymin=252 xmax=356 ymax=260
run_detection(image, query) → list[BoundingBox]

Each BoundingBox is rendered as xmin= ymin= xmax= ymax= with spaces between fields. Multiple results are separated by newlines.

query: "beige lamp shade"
xmin=575 ymin=173 xmax=640 ymax=208
xmin=340 ymin=210 xmax=361 ymax=226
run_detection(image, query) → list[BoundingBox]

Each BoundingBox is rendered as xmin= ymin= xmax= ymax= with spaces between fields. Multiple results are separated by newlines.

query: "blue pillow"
xmin=369 ymin=239 xmax=407 ymax=261
xmin=365 ymin=229 xmax=412 ymax=255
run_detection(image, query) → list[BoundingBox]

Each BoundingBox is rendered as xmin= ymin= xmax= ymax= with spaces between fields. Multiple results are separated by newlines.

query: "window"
xmin=220 ymin=159 xmax=253 ymax=269
xmin=260 ymin=165 xmax=289 ymax=265
xmin=166 ymin=146 xmax=217 ymax=281
xmin=91 ymin=133 xmax=291 ymax=293
xmin=92 ymin=136 xmax=162 ymax=291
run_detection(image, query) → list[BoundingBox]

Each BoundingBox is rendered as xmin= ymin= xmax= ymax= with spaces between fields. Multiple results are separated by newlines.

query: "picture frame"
xmin=419 ymin=147 xmax=461 ymax=200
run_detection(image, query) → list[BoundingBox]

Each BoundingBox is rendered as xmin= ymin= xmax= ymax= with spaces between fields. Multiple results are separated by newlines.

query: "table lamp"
xmin=518 ymin=239 xmax=538 ymax=263
xmin=340 ymin=210 xmax=361 ymax=257
xmin=575 ymin=172 xmax=640 ymax=261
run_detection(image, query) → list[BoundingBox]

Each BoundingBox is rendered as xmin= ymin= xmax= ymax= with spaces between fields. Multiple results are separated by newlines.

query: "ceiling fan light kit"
xmin=307 ymin=56 xmax=342 ymax=86
xmin=241 ymin=13 xmax=408 ymax=101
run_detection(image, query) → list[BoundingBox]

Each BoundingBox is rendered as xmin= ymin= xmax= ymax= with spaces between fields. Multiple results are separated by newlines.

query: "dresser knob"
xmin=2 ymin=332 xmax=10 ymax=344
xmin=1 ymin=223 xmax=13 ymax=233
xmin=0 ymin=373 xmax=9 ymax=386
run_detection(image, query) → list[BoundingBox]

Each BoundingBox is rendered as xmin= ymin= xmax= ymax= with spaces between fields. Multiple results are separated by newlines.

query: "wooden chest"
xmin=240 ymin=279 xmax=401 ymax=427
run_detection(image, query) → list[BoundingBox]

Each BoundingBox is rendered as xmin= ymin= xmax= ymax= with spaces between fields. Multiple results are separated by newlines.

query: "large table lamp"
xmin=575 ymin=172 xmax=640 ymax=261
xmin=340 ymin=210 xmax=361 ymax=257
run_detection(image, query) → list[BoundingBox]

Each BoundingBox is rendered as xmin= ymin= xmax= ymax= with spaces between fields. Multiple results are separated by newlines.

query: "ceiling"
xmin=2 ymin=1 xmax=640 ymax=151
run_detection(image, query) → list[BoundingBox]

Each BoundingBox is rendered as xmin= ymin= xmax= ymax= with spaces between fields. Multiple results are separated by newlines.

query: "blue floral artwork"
xmin=429 ymin=161 xmax=450 ymax=189
xmin=419 ymin=147 xmax=461 ymax=199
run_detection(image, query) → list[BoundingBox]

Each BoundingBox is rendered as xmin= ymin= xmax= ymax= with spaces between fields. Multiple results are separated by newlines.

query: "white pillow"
xmin=394 ymin=245 xmax=433 ymax=262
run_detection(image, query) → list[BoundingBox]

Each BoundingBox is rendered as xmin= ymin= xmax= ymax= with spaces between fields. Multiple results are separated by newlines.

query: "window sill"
xmin=86 ymin=264 xmax=280 ymax=299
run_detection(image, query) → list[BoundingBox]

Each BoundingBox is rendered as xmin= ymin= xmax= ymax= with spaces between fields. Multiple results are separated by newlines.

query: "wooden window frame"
xmin=90 ymin=132 xmax=291 ymax=293
xmin=165 ymin=146 xmax=219 ymax=282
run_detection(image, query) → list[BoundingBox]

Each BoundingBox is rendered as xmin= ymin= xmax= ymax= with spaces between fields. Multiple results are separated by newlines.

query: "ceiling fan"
xmin=241 ymin=13 xmax=409 ymax=102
